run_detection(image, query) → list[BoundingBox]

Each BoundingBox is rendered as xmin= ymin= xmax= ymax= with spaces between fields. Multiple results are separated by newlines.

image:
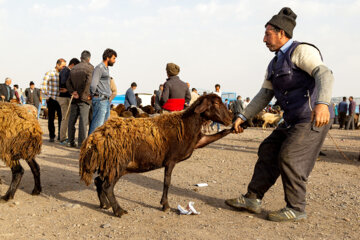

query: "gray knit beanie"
xmin=266 ymin=7 xmax=297 ymax=38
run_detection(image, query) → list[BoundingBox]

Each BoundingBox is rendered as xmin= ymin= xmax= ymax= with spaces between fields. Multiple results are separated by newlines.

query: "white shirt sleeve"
xmin=261 ymin=70 xmax=273 ymax=90
xmin=291 ymin=44 xmax=324 ymax=76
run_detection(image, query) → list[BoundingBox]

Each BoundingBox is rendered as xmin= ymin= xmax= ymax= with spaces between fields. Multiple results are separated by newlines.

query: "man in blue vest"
xmin=226 ymin=7 xmax=334 ymax=222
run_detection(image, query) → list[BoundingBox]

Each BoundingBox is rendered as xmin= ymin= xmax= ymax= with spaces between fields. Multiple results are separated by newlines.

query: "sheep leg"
xmin=0 ymin=164 xmax=24 ymax=202
xmin=160 ymin=162 xmax=175 ymax=211
xmin=103 ymin=177 xmax=128 ymax=217
xmin=26 ymin=158 xmax=42 ymax=195
xmin=195 ymin=129 xmax=233 ymax=149
xmin=94 ymin=176 xmax=111 ymax=209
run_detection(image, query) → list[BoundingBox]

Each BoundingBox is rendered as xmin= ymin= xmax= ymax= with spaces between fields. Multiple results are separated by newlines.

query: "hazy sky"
xmin=0 ymin=0 xmax=359 ymax=98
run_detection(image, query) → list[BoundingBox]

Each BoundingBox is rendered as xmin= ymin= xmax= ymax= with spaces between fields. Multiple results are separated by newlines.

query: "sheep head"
xmin=193 ymin=94 xmax=233 ymax=126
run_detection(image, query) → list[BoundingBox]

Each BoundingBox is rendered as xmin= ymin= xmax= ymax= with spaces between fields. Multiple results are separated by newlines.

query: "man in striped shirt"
xmin=41 ymin=58 xmax=66 ymax=142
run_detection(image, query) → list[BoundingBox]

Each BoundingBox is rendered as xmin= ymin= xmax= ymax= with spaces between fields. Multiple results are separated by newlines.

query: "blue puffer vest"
xmin=267 ymin=41 xmax=333 ymax=125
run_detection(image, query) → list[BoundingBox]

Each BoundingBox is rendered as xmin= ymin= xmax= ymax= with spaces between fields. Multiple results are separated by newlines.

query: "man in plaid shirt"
xmin=41 ymin=58 xmax=66 ymax=142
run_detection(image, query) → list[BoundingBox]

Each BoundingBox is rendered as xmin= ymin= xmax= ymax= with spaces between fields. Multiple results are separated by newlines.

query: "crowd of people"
xmin=1 ymin=6 xmax=359 ymax=223
xmin=336 ymin=96 xmax=358 ymax=130
xmin=2 ymin=50 xmax=238 ymax=147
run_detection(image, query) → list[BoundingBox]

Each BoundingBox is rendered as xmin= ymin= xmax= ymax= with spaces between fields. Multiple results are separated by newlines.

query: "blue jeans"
xmin=88 ymin=97 xmax=110 ymax=135
xmin=211 ymin=121 xmax=220 ymax=131
xmin=37 ymin=104 xmax=41 ymax=119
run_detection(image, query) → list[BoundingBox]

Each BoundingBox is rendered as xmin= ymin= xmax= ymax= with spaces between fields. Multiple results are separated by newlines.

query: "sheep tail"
xmin=79 ymin=136 xmax=100 ymax=186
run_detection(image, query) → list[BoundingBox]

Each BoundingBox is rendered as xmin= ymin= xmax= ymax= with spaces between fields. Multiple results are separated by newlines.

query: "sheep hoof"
xmin=31 ymin=189 xmax=41 ymax=195
xmin=0 ymin=196 xmax=11 ymax=203
xmin=162 ymin=205 xmax=170 ymax=212
xmin=114 ymin=208 xmax=128 ymax=218
xmin=100 ymin=204 xmax=111 ymax=210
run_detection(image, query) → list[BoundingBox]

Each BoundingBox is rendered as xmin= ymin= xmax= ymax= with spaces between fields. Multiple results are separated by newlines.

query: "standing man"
xmin=124 ymin=82 xmax=137 ymax=109
xmin=226 ymin=7 xmax=334 ymax=222
xmin=213 ymin=84 xmax=221 ymax=97
xmin=41 ymin=58 xmax=66 ymax=142
xmin=211 ymin=84 xmax=222 ymax=132
xmin=89 ymin=48 xmax=117 ymax=134
xmin=338 ymin=97 xmax=348 ymax=129
xmin=230 ymin=96 xmax=245 ymax=121
xmin=66 ymin=50 xmax=94 ymax=148
xmin=0 ymin=78 xmax=13 ymax=102
xmin=160 ymin=63 xmax=191 ymax=112
xmin=135 ymin=93 xmax=142 ymax=107
xmin=58 ymin=58 xmax=80 ymax=145
xmin=12 ymin=84 xmax=21 ymax=104
xmin=244 ymin=97 xmax=251 ymax=108
xmin=25 ymin=81 xmax=42 ymax=117
xmin=154 ymin=84 xmax=163 ymax=111
xmin=109 ymin=77 xmax=118 ymax=103
xmin=224 ymin=99 xmax=229 ymax=109
xmin=346 ymin=96 xmax=356 ymax=130
xmin=189 ymin=88 xmax=200 ymax=105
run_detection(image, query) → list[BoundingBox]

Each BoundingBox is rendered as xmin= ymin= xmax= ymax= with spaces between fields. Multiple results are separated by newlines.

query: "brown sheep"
xmin=79 ymin=94 xmax=234 ymax=217
xmin=120 ymin=111 xmax=134 ymax=118
xmin=0 ymin=102 xmax=42 ymax=202
xmin=141 ymin=105 xmax=156 ymax=115
xmin=128 ymin=107 xmax=149 ymax=118
xmin=109 ymin=110 xmax=119 ymax=119
xmin=21 ymin=104 xmax=39 ymax=118
xmin=112 ymin=104 xmax=150 ymax=118
xmin=114 ymin=104 xmax=126 ymax=116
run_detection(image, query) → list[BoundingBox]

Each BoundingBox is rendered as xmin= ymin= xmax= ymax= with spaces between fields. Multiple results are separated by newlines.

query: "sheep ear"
xmin=194 ymin=98 xmax=209 ymax=114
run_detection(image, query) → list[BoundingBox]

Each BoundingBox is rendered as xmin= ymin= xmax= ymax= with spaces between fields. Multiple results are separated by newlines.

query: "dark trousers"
xmin=47 ymin=98 xmax=62 ymax=140
xmin=246 ymin=122 xmax=330 ymax=212
xmin=338 ymin=112 xmax=347 ymax=129
xmin=345 ymin=113 xmax=355 ymax=130
xmin=68 ymin=102 xmax=90 ymax=146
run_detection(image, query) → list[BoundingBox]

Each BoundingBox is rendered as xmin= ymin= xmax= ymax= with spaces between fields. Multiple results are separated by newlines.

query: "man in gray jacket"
xmin=124 ymin=82 xmax=137 ymax=109
xmin=160 ymin=63 xmax=191 ymax=112
xmin=226 ymin=7 xmax=334 ymax=222
xmin=88 ymin=48 xmax=117 ymax=134
xmin=25 ymin=81 xmax=42 ymax=112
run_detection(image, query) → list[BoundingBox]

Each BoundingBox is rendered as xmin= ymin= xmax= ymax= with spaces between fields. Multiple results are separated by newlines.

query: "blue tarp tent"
xmin=111 ymin=94 xmax=125 ymax=105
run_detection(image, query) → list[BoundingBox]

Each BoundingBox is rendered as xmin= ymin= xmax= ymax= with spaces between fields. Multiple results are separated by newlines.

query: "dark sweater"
xmin=0 ymin=84 xmax=13 ymax=102
xmin=160 ymin=76 xmax=191 ymax=111
xmin=59 ymin=67 xmax=71 ymax=98
xmin=66 ymin=61 xmax=94 ymax=104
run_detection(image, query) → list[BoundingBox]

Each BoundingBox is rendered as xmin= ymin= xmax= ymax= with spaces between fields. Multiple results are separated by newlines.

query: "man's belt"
xmin=93 ymin=94 xmax=110 ymax=100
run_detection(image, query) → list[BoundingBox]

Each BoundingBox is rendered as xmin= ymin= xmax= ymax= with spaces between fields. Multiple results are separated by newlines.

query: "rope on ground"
xmin=327 ymin=132 xmax=351 ymax=161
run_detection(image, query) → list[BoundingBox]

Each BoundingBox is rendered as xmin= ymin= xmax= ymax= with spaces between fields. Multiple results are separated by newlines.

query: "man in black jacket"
xmin=58 ymin=58 xmax=80 ymax=144
xmin=0 ymin=78 xmax=13 ymax=102
xmin=66 ymin=51 xmax=93 ymax=148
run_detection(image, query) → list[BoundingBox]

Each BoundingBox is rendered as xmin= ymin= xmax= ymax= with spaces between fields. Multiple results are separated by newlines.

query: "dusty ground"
xmin=0 ymin=119 xmax=359 ymax=240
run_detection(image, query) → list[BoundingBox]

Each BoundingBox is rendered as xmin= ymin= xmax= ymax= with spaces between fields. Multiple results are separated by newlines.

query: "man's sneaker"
xmin=268 ymin=207 xmax=307 ymax=222
xmin=225 ymin=195 xmax=262 ymax=214
xmin=66 ymin=142 xmax=78 ymax=148
xmin=49 ymin=138 xmax=55 ymax=143
xmin=60 ymin=139 xmax=68 ymax=146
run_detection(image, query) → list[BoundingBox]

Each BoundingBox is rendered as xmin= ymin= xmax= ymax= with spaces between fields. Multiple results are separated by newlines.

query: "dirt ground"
xmin=0 ymin=119 xmax=359 ymax=240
